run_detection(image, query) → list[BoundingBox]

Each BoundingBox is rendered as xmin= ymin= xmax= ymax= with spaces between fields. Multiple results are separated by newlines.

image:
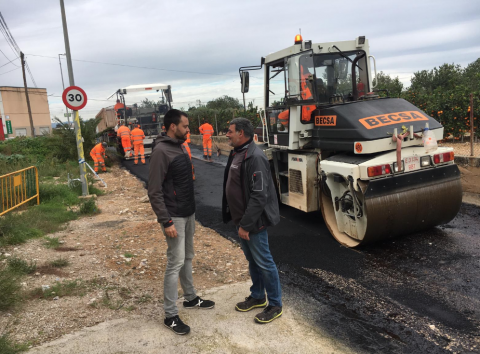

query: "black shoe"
xmin=183 ymin=296 xmax=215 ymax=309
xmin=254 ymin=305 xmax=283 ymax=324
xmin=235 ymin=296 xmax=267 ymax=312
xmin=203 ymin=155 xmax=208 ymax=160
xmin=164 ymin=315 xmax=190 ymax=335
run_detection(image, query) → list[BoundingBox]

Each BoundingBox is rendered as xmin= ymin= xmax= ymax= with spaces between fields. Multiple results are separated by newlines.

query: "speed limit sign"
xmin=62 ymin=86 xmax=88 ymax=110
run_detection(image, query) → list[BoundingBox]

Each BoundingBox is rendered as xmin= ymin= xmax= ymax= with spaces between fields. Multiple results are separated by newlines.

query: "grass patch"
xmin=124 ymin=252 xmax=134 ymax=258
xmin=0 ymin=268 xmax=23 ymax=311
xmin=30 ymin=280 xmax=87 ymax=300
xmin=79 ymin=197 xmax=99 ymax=215
xmin=49 ymin=258 xmax=70 ymax=268
xmin=7 ymin=257 xmax=36 ymax=275
xmin=0 ymin=334 xmax=28 ymax=354
xmin=43 ymin=237 xmax=60 ymax=249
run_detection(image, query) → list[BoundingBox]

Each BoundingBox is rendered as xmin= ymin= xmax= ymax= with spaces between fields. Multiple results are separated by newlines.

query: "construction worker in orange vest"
xmin=90 ymin=142 xmax=108 ymax=173
xmin=199 ymin=120 xmax=214 ymax=161
xmin=131 ymin=124 xmax=146 ymax=165
xmin=114 ymin=99 xmax=126 ymax=121
xmin=277 ymin=65 xmax=316 ymax=129
xmin=117 ymin=124 xmax=132 ymax=157
xmin=182 ymin=132 xmax=195 ymax=180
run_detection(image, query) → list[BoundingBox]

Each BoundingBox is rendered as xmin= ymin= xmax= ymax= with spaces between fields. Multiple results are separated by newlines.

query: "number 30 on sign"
xmin=62 ymin=86 xmax=88 ymax=111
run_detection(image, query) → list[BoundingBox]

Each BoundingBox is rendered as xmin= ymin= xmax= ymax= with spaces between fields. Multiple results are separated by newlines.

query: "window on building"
xmin=15 ymin=128 xmax=27 ymax=137
xmin=39 ymin=127 xmax=50 ymax=135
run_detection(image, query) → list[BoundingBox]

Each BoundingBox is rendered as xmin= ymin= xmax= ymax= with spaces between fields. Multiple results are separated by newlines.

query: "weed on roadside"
xmin=43 ymin=237 xmax=60 ymax=249
xmin=49 ymin=258 xmax=70 ymax=268
xmin=0 ymin=268 xmax=23 ymax=311
xmin=0 ymin=334 xmax=28 ymax=354
xmin=30 ymin=280 xmax=87 ymax=300
xmin=7 ymin=257 xmax=36 ymax=275
xmin=124 ymin=252 xmax=134 ymax=258
xmin=79 ymin=197 xmax=99 ymax=215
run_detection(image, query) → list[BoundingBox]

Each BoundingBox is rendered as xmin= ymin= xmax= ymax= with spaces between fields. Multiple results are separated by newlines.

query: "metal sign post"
xmin=60 ymin=0 xmax=88 ymax=196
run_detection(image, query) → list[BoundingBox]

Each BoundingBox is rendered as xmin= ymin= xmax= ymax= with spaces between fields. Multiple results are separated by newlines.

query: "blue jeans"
xmin=238 ymin=228 xmax=282 ymax=307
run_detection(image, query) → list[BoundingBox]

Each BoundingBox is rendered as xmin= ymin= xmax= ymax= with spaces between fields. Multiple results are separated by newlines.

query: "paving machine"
xmin=239 ymin=35 xmax=462 ymax=247
xmin=112 ymin=83 xmax=172 ymax=158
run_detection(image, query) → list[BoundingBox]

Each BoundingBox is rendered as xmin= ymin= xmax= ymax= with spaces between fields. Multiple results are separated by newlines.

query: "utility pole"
xmin=58 ymin=53 xmax=70 ymax=125
xmin=59 ymin=0 xmax=88 ymax=196
xmin=470 ymin=93 xmax=474 ymax=157
xmin=20 ymin=52 xmax=34 ymax=137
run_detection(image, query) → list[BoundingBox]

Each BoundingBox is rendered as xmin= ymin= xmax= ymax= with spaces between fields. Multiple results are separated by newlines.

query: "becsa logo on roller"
xmin=359 ymin=111 xmax=428 ymax=129
xmin=315 ymin=115 xmax=337 ymax=126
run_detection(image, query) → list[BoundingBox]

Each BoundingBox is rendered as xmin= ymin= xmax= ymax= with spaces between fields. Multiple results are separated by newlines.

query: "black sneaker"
xmin=254 ymin=305 xmax=283 ymax=324
xmin=183 ymin=296 xmax=215 ymax=309
xmin=235 ymin=296 xmax=267 ymax=312
xmin=164 ymin=315 xmax=190 ymax=335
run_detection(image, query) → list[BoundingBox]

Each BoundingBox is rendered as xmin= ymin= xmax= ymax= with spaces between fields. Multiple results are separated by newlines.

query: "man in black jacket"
xmin=148 ymin=109 xmax=214 ymax=335
xmin=222 ymin=117 xmax=283 ymax=324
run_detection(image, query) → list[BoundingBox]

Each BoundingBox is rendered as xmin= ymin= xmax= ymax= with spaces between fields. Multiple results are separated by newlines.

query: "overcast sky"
xmin=0 ymin=0 xmax=479 ymax=121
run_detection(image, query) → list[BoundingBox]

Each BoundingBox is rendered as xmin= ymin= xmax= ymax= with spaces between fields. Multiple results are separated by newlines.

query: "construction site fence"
xmin=0 ymin=166 xmax=39 ymax=216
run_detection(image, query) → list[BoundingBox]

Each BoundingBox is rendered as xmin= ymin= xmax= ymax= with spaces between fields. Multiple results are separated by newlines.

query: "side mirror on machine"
xmin=241 ymin=71 xmax=249 ymax=93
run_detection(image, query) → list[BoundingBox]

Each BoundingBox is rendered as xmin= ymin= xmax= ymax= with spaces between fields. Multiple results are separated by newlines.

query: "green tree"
xmin=403 ymin=61 xmax=479 ymax=139
xmin=374 ymin=71 xmax=403 ymax=97
xmin=49 ymin=117 xmax=102 ymax=161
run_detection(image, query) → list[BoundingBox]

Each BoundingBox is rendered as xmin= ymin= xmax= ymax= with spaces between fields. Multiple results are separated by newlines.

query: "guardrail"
xmin=0 ymin=166 xmax=39 ymax=216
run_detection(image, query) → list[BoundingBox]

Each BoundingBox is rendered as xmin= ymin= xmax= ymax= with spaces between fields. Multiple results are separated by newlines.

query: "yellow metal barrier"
xmin=0 ymin=166 xmax=39 ymax=216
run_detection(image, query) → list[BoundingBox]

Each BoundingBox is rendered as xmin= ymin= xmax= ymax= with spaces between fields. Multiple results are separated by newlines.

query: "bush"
xmin=7 ymin=257 xmax=36 ymax=275
xmin=79 ymin=197 xmax=98 ymax=215
xmin=0 ymin=268 xmax=22 ymax=311
xmin=50 ymin=258 xmax=69 ymax=268
xmin=0 ymin=334 xmax=28 ymax=354
xmin=39 ymin=183 xmax=79 ymax=205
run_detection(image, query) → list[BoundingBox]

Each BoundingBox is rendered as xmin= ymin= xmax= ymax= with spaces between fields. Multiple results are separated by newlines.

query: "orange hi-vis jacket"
xmin=185 ymin=132 xmax=191 ymax=143
xmin=278 ymin=71 xmax=315 ymax=125
xmin=117 ymin=125 xmax=131 ymax=139
xmin=199 ymin=123 xmax=214 ymax=139
xmin=90 ymin=143 xmax=106 ymax=159
xmin=131 ymin=127 xmax=145 ymax=145
xmin=114 ymin=102 xmax=125 ymax=113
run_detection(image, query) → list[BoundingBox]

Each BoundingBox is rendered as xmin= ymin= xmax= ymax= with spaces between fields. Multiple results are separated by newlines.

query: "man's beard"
xmin=175 ymin=131 xmax=186 ymax=141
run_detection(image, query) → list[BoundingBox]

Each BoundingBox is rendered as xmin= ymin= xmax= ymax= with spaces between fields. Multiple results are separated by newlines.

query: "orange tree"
xmin=402 ymin=60 xmax=480 ymax=139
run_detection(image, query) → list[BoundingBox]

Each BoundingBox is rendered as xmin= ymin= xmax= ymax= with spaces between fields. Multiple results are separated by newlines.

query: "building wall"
xmin=0 ymin=87 xmax=52 ymax=137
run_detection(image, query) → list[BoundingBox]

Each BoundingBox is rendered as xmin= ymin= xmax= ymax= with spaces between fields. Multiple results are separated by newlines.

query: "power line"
xmin=0 ymin=48 xmax=18 ymax=66
xmin=0 ymin=55 xmax=18 ymax=68
xmin=26 ymin=53 xmax=264 ymax=80
xmin=0 ymin=12 xmax=37 ymax=87
xmin=0 ymin=66 xmax=20 ymax=76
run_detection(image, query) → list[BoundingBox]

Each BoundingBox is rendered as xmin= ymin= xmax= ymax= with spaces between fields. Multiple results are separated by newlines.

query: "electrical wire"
xmin=0 ymin=67 xmax=20 ymax=76
xmin=0 ymin=56 xmax=18 ymax=68
xmin=0 ymin=12 xmax=37 ymax=87
xmin=26 ymin=53 xmax=264 ymax=80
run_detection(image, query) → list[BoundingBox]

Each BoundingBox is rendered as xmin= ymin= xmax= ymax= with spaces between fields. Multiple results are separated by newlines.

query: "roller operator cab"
xmin=239 ymin=35 xmax=462 ymax=247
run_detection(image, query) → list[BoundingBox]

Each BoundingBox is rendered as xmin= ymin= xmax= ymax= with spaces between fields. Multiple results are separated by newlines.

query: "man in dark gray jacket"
xmin=149 ymin=109 xmax=214 ymax=335
xmin=222 ymin=117 xmax=283 ymax=324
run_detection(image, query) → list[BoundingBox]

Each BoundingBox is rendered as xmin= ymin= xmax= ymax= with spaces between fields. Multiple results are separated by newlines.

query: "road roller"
xmin=239 ymin=35 xmax=462 ymax=247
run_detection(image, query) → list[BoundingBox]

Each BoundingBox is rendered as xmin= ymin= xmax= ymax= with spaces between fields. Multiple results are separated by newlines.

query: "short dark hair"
xmin=230 ymin=117 xmax=254 ymax=138
xmin=164 ymin=109 xmax=188 ymax=131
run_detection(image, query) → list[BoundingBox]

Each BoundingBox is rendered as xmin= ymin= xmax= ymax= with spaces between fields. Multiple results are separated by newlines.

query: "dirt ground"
xmin=0 ymin=166 xmax=250 ymax=347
